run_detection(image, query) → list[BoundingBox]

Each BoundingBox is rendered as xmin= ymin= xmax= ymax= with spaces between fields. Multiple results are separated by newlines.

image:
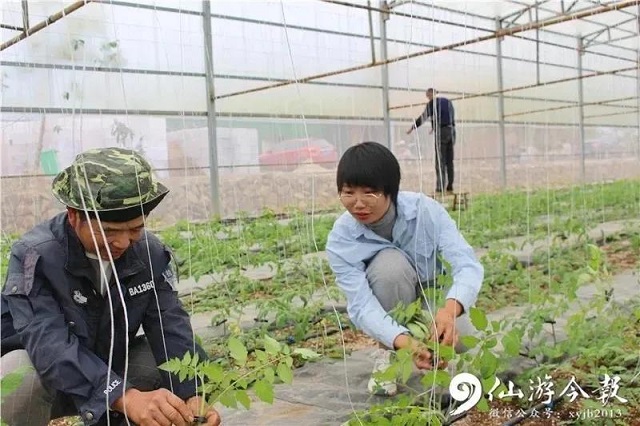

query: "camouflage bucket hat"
xmin=52 ymin=147 xmax=169 ymax=214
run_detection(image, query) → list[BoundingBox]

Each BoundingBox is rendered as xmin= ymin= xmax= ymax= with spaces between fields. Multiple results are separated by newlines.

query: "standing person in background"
xmin=407 ymin=88 xmax=456 ymax=194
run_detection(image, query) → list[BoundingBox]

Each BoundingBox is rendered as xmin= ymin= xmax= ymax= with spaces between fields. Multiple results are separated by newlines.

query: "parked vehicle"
xmin=258 ymin=138 xmax=338 ymax=171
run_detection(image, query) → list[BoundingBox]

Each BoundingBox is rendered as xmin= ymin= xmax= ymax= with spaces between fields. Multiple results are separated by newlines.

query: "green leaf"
xmin=459 ymin=335 xmax=480 ymax=349
xmin=218 ymin=390 xmax=237 ymax=408
xmin=577 ymin=272 xmax=593 ymax=285
xmin=406 ymin=301 xmax=417 ymax=319
xmin=374 ymin=365 xmax=397 ymax=382
xmin=264 ymin=367 xmax=275 ymax=383
xmin=476 ymin=396 xmax=490 ymax=412
xmin=254 ymin=349 xmax=268 ymax=362
xmin=276 ymin=363 xmax=293 ymax=384
xmin=292 ymin=348 xmax=321 ymax=360
xmin=483 ymin=338 xmax=498 ymax=349
xmin=479 ymin=351 xmax=498 ymax=379
xmin=235 ymin=389 xmax=251 ymax=409
xmin=407 ymin=322 xmax=426 ymax=339
xmin=469 ymin=307 xmax=488 ymax=332
xmin=158 ymin=358 xmax=181 ymax=374
xmin=421 ymin=370 xmax=450 ymax=388
xmin=228 ymin=337 xmax=248 ymax=364
xmin=482 ymin=376 xmax=500 ymax=394
xmin=254 ymin=379 xmax=274 ymax=404
xmin=436 ymin=345 xmax=455 ymax=361
xmin=401 ymin=357 xmax=413 ymax=384
xmin=201 ymin=363 xmax=224 ymax=383
xmin=502 ymin=330 xmax=522 ymax=357
xmin=263 ymin=335 xmax=281 ymax=356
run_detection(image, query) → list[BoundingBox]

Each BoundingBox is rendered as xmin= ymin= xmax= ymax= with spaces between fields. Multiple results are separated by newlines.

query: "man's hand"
xmin=431 ymin=299 xmax=463 ymax=347
xmin=186 ymin=395 xmax=221 ymax=426
xmin=112 ymin=388 xmax=194 ymax=426
xmin=406 ymin=127 xmax=414 ymax=135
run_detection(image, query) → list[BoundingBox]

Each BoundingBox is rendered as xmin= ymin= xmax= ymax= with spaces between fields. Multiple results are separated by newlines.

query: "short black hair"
xmin=426 ymin=88 xmax=435 ymax=94
xmin=336 ymin=141 xmax=401 ymax=204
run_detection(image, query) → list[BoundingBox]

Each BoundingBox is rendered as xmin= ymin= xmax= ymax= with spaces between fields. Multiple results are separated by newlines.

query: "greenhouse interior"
xmin=1 ymin=1 xmax=639 ymax=425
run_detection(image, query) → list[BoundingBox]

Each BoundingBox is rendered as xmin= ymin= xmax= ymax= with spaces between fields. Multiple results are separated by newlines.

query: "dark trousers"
xmin=434 ymin=126 xmax=455 ymax=191
xmin=0 ymin=336 xmax=161 ymax=426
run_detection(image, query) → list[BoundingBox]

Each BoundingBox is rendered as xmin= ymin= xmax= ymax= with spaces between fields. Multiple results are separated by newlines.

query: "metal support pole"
xmin=496 ymin=18 xmax=507 ymax=188
xmin=535 ymin=2 xmax=540 ymax=84
xmin=577 ymin=36 xmax=586 ymax=183
xmin=202 ymin=0 xmax=221 ymax=217
xmin=636 ymin=48 xmax=640 ymax=160
xmin=21 ymin=0 xmax=30 ymax=32
xmin=218 ymin=0 xmax=638 ymax=101
xmin=636 ymin=4 xmax=640 ymax=160
xmin=379 ymin=0 xmax=391 ymax=149
xmin=367 ymin=0 xmax=376 ymax=63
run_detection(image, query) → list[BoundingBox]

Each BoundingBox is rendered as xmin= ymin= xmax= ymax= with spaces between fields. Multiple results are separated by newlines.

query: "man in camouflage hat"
xmin=0 ymin=147 xmax=221 ymax=426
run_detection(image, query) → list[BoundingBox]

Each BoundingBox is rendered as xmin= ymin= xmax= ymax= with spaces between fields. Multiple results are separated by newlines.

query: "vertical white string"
xmin=278 ymin=2 xmax=362 ymax=424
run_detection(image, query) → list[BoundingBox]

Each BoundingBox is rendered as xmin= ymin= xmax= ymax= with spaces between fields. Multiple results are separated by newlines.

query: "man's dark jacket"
xmin=0 ymin=212 xmax=206 ymax=425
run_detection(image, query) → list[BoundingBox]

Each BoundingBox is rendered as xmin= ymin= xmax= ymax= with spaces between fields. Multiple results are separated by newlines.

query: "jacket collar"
xmin=63 ymin=216 xmax=146 ymax=281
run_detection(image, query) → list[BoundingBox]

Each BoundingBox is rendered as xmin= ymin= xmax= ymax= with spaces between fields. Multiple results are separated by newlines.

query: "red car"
xmin=258 ymin=138 xmax=338 ymax=171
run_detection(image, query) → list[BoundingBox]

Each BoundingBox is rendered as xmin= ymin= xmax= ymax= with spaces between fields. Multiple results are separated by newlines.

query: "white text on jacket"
xmin=128 ymin=281 xmax=155 ymax=297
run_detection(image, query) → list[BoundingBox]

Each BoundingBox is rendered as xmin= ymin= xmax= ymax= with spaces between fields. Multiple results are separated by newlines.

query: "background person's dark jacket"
xmin=0 ymin=212 xmax=206 ymax=425
xmin=414 ymin=97 xmax=456 ymax=129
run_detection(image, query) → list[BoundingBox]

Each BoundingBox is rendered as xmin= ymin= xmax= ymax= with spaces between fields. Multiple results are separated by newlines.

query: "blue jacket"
xmin=415 ymin=97 xmax=455 ymax=129
xmin=326 ymin=192 xmax=483 ymax=348
xmin=0 ymin=213 xmax=206 ymax=425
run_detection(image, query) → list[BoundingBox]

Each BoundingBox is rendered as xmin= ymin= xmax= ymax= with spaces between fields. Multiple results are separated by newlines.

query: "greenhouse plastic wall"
xmin=1 ymin=0 xmax=639 ymax=234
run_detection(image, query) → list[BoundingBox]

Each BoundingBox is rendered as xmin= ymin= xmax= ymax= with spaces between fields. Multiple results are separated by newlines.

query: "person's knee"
xmin=0 ymin=350 xmax=54 ymax=424
xmin=1 ymin=350 xmax=39 ymax=385
xmin=127 ymin=336 xmax=162 ymax=391
xmin=366 ymin=249 xmax=418 ymax=312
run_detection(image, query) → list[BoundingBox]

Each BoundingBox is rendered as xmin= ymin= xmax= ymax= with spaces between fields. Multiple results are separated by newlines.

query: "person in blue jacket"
xmin=0 ymin=148 xmax=221 ymax=426
xmin=326 ymin=141 xmax=483 ymax=396
xmin=406 ymin=88 xmax=456 ymax=193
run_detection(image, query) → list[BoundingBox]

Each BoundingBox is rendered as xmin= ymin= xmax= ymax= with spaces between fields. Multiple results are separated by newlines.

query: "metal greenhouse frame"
xmin=1 ymin=0 xmax=639 ymax=216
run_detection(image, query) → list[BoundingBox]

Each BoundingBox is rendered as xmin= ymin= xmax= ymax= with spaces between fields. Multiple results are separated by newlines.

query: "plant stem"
xmin=198 ymin=373 xmax=206 ymax=416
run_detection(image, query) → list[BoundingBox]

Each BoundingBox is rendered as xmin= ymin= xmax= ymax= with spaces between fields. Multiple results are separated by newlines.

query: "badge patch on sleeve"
xmin=72 ymin=289 xmax=88 ymax=306
xmin=161 ymin=266 xmax=177 ymax=290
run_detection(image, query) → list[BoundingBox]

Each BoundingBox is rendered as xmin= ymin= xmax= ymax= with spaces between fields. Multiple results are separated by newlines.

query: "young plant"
xmin=342 ymin=293 xmax=525 ymax=425
xmin=159 ymin=335 xmax=320 ymax=423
